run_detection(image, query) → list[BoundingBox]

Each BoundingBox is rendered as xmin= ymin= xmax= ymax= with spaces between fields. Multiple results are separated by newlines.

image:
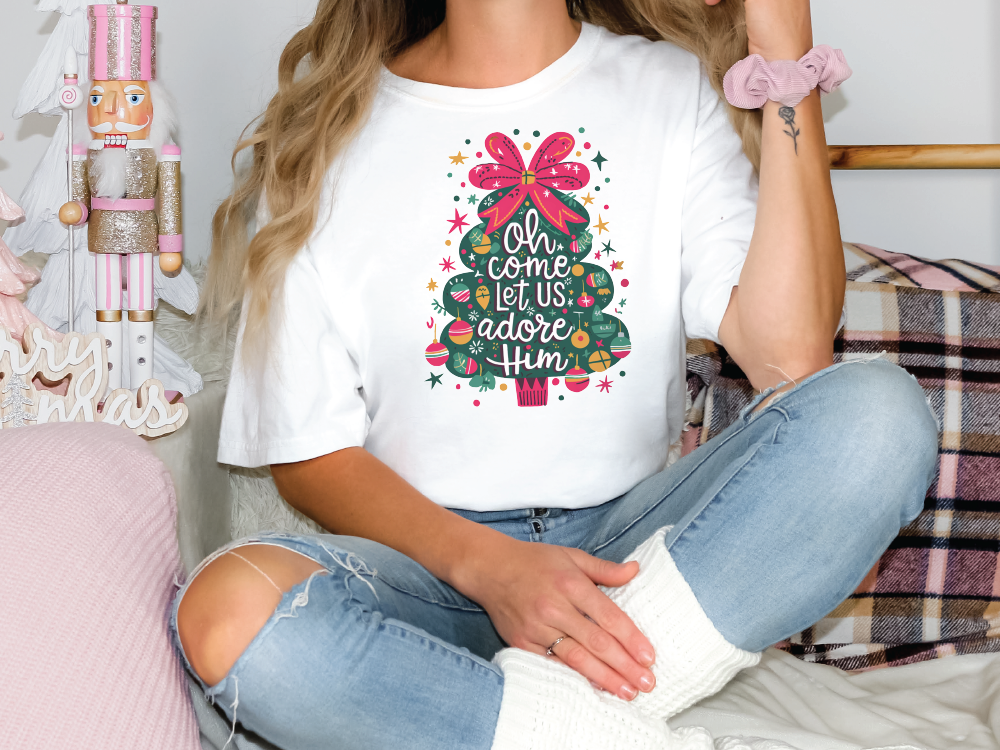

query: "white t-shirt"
xmin=218 ymin=22 xmax=758 ymax=512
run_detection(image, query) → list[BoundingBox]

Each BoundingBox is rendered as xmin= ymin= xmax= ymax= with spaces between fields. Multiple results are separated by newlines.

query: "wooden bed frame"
xmin=828 ymin=144 xmax=1000 ymax=170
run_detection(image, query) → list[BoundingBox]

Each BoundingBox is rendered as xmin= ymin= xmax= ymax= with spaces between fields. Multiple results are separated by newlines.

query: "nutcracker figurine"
xmin=59 ymin=0 xmax=182 ymax=392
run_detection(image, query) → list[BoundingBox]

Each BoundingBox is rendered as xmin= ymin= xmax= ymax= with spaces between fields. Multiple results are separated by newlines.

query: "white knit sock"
xmin=490 ymin=648 xmax=717 ymax=750
xmin=603 ymin=527 xmax=761 ymax=720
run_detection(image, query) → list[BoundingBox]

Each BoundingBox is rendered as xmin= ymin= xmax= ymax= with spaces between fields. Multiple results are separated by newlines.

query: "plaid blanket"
xmin=684 ymin=249 xmax=1000 ymax=672
xmin=845 ymin=242 xmax=1000 ymax=293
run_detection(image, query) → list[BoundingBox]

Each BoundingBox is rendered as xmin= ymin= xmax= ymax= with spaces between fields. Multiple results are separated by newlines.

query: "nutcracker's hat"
xmin=88 ymin=0 xmax=158 ymax=82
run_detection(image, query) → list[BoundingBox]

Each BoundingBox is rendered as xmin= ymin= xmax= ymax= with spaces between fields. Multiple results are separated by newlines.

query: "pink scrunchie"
xmin=723 ymin=45 xmax=852 ymax=109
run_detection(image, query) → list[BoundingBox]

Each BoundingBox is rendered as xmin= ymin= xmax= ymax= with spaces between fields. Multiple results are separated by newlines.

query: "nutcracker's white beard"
xmin=90 ymin=147 xmax=128 ymax=199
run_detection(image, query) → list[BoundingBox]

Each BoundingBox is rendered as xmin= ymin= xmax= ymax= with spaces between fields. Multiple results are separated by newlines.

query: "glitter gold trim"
xmin=130 ymin=8 xmax=143 ymax=80
xmin=157 ymin=161 xmax=182 ymax=235
xmin=89 ymin=209 xmax=159 ymax=255
xmin=72 ymin=160 xmax=90 ymax=204
xmin=106 ymin=12 xmax=118 ymax=80
xmin=128 ymin=310 xmax=154 ymax=322
xmin=96 ymin=310 xmax=123 ymax=322
xmin=150 ymin=17 xmax=157 ymax=80
xmin=89 ymin=17 xmax=98 ymax=80
xmin=125 ymin=149 xmax=158 ymax=197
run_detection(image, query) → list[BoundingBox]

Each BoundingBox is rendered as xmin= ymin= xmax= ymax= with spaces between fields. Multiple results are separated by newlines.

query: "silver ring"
xmin=545 ymin=636 xmax=566 ymax=656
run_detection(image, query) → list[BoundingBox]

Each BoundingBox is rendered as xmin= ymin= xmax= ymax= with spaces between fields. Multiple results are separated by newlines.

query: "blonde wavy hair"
xmin=201 ymin=0 xmax=760 ymax=361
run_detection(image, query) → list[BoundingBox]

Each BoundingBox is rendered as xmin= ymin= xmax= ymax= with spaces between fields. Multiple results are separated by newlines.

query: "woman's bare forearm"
xmin=717 ymin=0 xmax=846 ymax=391
xmin=720 ymin=89 xmax=845 ymax=390
xmin=271 ymin=448 xmax=511 ymax=597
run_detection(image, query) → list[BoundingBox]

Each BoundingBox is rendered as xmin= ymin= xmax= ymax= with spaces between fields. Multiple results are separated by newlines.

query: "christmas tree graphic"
xmin=427 ymin=131 xmax=631 ymax=407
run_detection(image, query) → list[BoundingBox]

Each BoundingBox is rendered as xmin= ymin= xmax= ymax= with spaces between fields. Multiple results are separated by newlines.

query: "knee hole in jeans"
xmin=177 ymin=544 xmax=327 ymax=686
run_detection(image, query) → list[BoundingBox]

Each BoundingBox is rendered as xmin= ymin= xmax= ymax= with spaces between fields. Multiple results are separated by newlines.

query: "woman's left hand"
xmin=705 ymin=0 xmax=813 ymax=62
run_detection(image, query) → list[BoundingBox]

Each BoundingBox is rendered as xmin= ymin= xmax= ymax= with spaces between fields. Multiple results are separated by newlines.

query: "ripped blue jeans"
xmin=169 ymin=358 xmax=939 ymax=750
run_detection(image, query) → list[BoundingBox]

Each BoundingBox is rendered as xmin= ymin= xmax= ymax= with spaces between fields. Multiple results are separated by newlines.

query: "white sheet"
xmin=673 ymin=648 xmax=1000 ymax=750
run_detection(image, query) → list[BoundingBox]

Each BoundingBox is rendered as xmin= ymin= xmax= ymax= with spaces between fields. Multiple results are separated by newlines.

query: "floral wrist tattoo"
xmin=778 ymin=106 xmax=801 ymax=155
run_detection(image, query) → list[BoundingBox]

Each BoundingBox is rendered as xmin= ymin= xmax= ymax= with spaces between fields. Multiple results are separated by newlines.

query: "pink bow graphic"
xmin=468 ymin=132 xmax=590 ymax=234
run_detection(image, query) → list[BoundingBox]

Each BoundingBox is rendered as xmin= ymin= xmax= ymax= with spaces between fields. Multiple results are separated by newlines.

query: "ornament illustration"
xmin=447 ymin=311 xmax=474 ymax=345
xmin=565 ymin=356 xmax=590 ymax=393
xmin=475 ymin=285 xmax=491 ymax=309
xmin=588 ymin=349 xmax=612 ymax=372
xmin=450 ymin=283 xmax=471 ymax=303
xmin=425 ymin=325 xmax=449 ymax=366
xmin=469 ymin=364 xmax=496 ymax=392
xmin=577 ymin=280 xmax=594 ymax=308
xmin=591 ymin=308 xmax=616 ymax=337
xmin=610 ymin=321 xmax=632 ymax=359
xmin=586 ymin=271 xmax=608 ymax=288
xmin=571 ymin=312 xmax=590 ymax=349
xmin=469 ymin=226 xmax=497 ymax=255
xmin=453 ymin=352 xmax=478 ymax=375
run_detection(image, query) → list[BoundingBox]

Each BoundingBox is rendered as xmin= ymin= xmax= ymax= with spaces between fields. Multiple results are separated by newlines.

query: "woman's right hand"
xmin=461 ymin=535 xmax=656 ymax=700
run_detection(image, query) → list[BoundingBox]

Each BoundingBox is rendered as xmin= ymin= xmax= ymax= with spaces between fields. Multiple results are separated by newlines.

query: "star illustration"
xmin=447 ymin=208 xmax=469 ymax=234
xmin=596 ymin=339 xmax=604 ymax=347
xmin=618 ymin=298 xmax=627 ymax=307
xmin=581 ymin=192 xmax=595 ymax=206
xmin=426 ymin=372 xmax=444 ymax=389
xmin=594 ymin=251 xmax=602 ymax=260
xmin=427 ymin=279 xmax=438 ymax=291
xmin=440 ymin=256 xmax=456 ymax=272
xmin=598 ymin=376 xmax=613 ymax=393
xmin=449 ymin=151 xmax=468 ymax=165
xmin=467 ymin=194 xmax=478 ymax=204
xmin=591 ymin=151 xmax=608 ymax=171
xmin=593 ymin=215 xmax=609 ymax=235
xmin=610 ymin=260 xmax=623 ymax=271
xmin=602 ymin=241 xmax=616 ymax=254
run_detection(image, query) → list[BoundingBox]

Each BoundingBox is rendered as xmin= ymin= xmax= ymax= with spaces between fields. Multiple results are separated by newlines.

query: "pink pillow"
xmin=0 ymin=422 xmax=199 ymax=750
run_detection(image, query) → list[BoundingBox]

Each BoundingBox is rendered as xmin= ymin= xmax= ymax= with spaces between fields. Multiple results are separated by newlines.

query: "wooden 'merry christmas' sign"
xmin=0 ymin=324 xmax=187 ymax=438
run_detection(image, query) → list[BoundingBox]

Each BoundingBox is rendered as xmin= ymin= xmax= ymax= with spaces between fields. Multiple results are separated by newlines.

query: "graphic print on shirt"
xmin=425 ymin=129 xmax=631 ymax=407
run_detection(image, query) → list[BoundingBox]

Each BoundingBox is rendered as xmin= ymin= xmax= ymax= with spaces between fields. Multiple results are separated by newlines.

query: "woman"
xmin=173 ymin=0 xmax=938 ymax=748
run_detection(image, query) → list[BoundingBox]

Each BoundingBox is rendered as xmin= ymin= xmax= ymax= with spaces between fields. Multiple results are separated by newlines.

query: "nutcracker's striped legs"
xmin=127 ymin=252 xmax=155 ymax=387
xmin=95 ymin=253 xmax=123 ymax=395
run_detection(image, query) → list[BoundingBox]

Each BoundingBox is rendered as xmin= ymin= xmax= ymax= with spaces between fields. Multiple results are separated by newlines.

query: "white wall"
xmin=814 ymin=0 xmax=1000 ymax=265
xmin=2 ymin=0 xmax=998 ymax=265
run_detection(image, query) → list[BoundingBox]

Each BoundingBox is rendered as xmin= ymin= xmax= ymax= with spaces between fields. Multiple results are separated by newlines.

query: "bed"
xmin=163 ymin=143 xmax=1000 ymax=750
